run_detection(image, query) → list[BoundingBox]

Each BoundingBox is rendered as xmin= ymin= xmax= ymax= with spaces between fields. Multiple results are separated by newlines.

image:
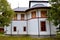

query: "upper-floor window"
xmin=21 ymin=14 xmax=25 ymax=20
xmin=13 ymin=14 xmax=17 ymax=20
xmin=41 ymin=11 xmax=47 ymax=18
xmin=31 ymin=11 xmax=36 ymax=18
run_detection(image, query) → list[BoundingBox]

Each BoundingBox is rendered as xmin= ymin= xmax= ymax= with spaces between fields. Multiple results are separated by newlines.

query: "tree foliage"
xmin=0 ymin=0 xmax=14 ymax=27
xmin=47 ymin=0 xmax=60 ymax=26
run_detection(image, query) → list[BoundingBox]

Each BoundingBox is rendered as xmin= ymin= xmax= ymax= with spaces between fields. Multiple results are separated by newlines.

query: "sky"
xmin=7 ymin=0 xmax=29 ymax=9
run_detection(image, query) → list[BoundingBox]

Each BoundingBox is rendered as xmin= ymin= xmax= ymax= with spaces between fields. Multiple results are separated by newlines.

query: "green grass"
xmin=0 ymin=36 xmax=60 ymax=40
xmin=0 ymin=34 xmax=60 ymax=40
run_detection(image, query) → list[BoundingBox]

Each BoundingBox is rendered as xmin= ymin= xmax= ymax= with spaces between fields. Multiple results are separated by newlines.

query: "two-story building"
xmin=4 ymin=0 xmax=56 ymax=36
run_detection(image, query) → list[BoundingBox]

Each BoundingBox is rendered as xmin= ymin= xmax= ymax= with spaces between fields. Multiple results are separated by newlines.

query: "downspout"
xmin=49 ymin=21 xmax=51 ymax=37
xmin=5 ymin=25 xmax=7 ymax=35
xmin=11 ymin=21 xmax=12 ymax=36
xmin=27 ymin=19 xmax=28 ymax=35
xmin=5 ymin=26 xmax=7 ymax=35
xmin=26 ymin=13 xmax=28 ymax=35
xmin=47 ymin=10 xmax=51 ymax=37
xmin=37 ymin=9 xmax=40 ymax=37
xmin=38 ymin=17 xmax=40 ymax=36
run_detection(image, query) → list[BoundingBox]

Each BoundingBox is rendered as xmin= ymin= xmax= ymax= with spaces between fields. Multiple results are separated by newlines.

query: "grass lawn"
xmin=0 ymin=34 xmax=60 ymax=40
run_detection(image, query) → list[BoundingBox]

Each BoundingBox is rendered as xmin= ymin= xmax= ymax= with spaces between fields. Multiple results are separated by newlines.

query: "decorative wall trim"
xmin=12 ymin=17 xmax=47 ymax=21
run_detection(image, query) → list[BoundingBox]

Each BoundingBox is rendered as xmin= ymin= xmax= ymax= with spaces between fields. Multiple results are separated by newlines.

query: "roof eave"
xmin=14 ymin=11 xmax=26 ymax=13
xmin=14 ymin=7 xmax=51 ymax=12
xmin=25 ymin=7 xmax=51 ymax=12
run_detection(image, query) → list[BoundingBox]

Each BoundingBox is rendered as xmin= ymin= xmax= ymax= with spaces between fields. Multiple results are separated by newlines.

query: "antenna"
xmin=18 ymin=0 xmax=19 ymax=8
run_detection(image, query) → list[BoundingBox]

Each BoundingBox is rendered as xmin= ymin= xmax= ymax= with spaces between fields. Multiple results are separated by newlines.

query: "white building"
xmin=4 ymin=0 xmax=56 ymax=36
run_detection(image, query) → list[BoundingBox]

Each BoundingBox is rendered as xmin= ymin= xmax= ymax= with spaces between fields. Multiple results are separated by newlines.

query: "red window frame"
xmin=41 ymin=21 xmax=46 ymax=31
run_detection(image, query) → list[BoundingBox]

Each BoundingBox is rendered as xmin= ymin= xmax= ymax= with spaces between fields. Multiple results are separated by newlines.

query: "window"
xmin=13 ymin=27 xmax=16 ymax=31
xmin=41 ymin=21 xmax=46 ymax=31
xmin=31 ymin=11 xmax=36 ymax=18
xmin=13 ymin=14 xmax=17 ymax=20
xmin=21 ymin=14 xmax=25 ymax=20
xmin=41 ymin=11 xmax=47 ymax=18
xmin=23 ymin=27 xmax=26 ymax=31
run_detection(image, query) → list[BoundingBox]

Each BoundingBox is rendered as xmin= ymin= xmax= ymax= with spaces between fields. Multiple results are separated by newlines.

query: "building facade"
xmin=4 ymin=0 xmax=56 ymax=36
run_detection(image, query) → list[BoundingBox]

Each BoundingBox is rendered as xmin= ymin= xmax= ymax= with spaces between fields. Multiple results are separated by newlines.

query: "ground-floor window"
xmin=23 ymin=27 xmax=26 ymax=31
xmin=13 ymin=26 xmax=16 ymax=32
xmin=41 ymin=21 xmax=46 ymax=31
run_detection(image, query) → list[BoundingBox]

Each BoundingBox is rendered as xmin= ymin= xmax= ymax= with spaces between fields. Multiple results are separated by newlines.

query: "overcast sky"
xmin=7 ymin=0 xmax=29 ymax=9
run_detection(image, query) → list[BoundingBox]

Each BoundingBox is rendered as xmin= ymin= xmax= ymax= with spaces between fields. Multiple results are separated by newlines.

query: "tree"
xmin=0 ymin=0 xmax=14 ymax=27
xmin=47 ymin=0 xmax=60 ymax=26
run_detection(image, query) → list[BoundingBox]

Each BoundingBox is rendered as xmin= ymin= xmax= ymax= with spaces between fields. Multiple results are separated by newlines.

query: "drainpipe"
xmin=49 ymin=21 xmax=51 ymax=37
xmin=59 ymin=25 xmax=60 ymax=31
xmin=38 ymin=9 xmax=40 ymax=37
xmin=11 ymin=21 xmax=12 ymax=36
xmin=26 ymin=13 xmax=28 ymax=35
xmin=6 ymin=26 xmax=7 ymax=35
xmin=27 ymin=20 xmax=28 ymax=35
xmin=4 ymin=26 xmax=7 ymax=35
xmin=38 ymin=17 xmax=40 ymax=37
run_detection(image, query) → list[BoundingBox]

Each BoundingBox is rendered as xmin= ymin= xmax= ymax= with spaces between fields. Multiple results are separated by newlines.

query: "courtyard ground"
xmin=0 ymin=33 xmax=60 ymax=40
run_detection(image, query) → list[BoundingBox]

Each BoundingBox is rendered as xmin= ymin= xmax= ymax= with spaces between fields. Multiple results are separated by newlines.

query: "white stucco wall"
xmin=12 ymin=21 xmax=27 ymax=34
xmin=5 ymin=21 xmax=27 ymax=35
xmin=28 ymin=19 xmax=38 ymax=35
xmin=4 ymin=25 xmax=11 ymax=34
xmin=4 ymin=9 xmax=56 ymax=35
xmin=50 ymin=22 xmax=56 ymax=35
xmin=39 ymin=18 xmax=50 ymax=35
xmin=27 ymin=9 xmax=56 ymax=35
